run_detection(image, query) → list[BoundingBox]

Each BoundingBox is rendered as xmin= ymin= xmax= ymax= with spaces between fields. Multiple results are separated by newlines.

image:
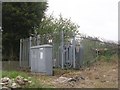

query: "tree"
xmin=36 ymin=14 xmax=80 ymax=44
xmin=2 ymin=2 xmax=48 ymax=60
xmin=35 ymin=15 xmax=80 ymax=62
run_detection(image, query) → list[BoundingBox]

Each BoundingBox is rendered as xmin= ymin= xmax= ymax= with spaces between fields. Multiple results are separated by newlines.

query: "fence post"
xmin=61 ymin=30 xmax=64 ymax=69
xmin=29 ymin=36 xmax=32 ymax=67
xmin=19 ymin=39 xmax=22 ymax=67
xmin=73 ymin=32 xmax=76 ymax=68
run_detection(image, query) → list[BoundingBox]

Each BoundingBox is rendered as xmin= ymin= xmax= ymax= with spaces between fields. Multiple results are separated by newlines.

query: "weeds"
xmin=2 ymin=70 xmax=28 ymax=78
xmin=1 ymin=70 xmax=51 ymax=88
xmin=98 ymin=53 xmax=118 ymax=62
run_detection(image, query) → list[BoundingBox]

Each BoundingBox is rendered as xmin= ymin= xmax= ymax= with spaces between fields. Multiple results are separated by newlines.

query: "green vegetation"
xmin=1 ymin=70 xmax=52 ymax=88
xmin=37 ymin=14 xmax=79 ymax=36
xmin=2 ymin=71 xmax=28 ymax=78
xmin=36 ymin=14 xmax=79 ymax=44
xmin=99 ymin=54 xmax=118 ymax=62
xmin=79 ymin=34 xmax=118 ymax=66
xmin=2 ymin=2 xmax=48 ymax=61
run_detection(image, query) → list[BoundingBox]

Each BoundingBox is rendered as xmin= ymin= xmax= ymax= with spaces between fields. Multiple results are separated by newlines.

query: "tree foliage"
xmin=36 ymin=14 xmax=80 ymax=44
xmin=2 ymin=2 xmax=48 ymax=60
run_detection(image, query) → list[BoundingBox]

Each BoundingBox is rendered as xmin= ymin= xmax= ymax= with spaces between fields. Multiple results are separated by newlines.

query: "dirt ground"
xmin=30 ymin=59 xmax=118 ymax=88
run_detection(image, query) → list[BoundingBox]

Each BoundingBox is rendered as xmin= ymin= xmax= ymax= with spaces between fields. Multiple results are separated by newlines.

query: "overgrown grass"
xmin=1 ymin=70 xmax=28 ymax=78
xmin=98 ymin=54 xmax=118 ymax=62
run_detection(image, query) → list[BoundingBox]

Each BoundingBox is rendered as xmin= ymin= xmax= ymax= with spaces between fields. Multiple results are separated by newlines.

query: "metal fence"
xmin=20 ymin=34 xmax=53 ymax=68
xmin=80 ymin=36 xmax=118 ymax=66
xmin=19 ymin=38 xmax=30 ymax=68
xmin=2 ymin=61 xmax=19 ymax=71
xmin=19 ymin=32 xmax=118 ymax=69
xmin=80 ymin=38 xmax=100 ymax=66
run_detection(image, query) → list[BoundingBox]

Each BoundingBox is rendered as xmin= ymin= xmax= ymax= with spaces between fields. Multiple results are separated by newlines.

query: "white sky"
xmin=46 ymin=0 xmax=119 ymax=42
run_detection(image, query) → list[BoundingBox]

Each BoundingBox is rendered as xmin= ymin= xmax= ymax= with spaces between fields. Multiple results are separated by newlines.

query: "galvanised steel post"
xmin=19 ymin=39 xmax=22 ymax=67
xmin=61 ymin=30 xmax=64 ymax=69
xmin=29 ymin=36 xmax=32 ymax=68
xmin=73 ymin=32 xmax=76 ymax=68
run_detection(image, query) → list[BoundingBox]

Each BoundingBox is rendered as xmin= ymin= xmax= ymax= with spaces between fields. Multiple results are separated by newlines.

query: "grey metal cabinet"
xmin=30 ymin=44 xmax=53 ymax=75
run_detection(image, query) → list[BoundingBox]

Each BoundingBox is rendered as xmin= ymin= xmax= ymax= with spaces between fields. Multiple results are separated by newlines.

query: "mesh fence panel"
xmin=20 ymin=33 xmax=118 ymax=68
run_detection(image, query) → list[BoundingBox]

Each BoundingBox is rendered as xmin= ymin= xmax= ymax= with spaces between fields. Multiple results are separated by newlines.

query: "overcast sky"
xmin=46 ymin=0 xmax=119 ymax=42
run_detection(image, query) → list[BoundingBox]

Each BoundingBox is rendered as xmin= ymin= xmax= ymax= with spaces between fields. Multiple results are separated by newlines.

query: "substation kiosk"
xmin=30 ymin=44 xmax=53 ymax=75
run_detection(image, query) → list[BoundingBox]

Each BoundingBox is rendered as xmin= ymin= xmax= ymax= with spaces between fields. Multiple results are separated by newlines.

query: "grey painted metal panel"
xmin=38 ymin=48 xmax=46 ymax=72
xmin=30 ymin=44 xmax=53 ymax=75
xmin=44 ymin=47 xmax=53 ymax=75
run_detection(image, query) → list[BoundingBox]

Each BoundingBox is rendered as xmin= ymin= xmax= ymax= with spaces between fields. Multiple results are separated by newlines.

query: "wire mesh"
xmin=20 ymin=32 xmax=118 ymax=68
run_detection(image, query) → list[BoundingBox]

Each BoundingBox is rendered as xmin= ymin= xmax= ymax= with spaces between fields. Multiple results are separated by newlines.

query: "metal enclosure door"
xmin=44 ymin=47 xmax=53 ymax=75
xmin=37 ymin=48 xmax=46 ymax=73
xmin=31 ymin=48 xmax=38 ymax=72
